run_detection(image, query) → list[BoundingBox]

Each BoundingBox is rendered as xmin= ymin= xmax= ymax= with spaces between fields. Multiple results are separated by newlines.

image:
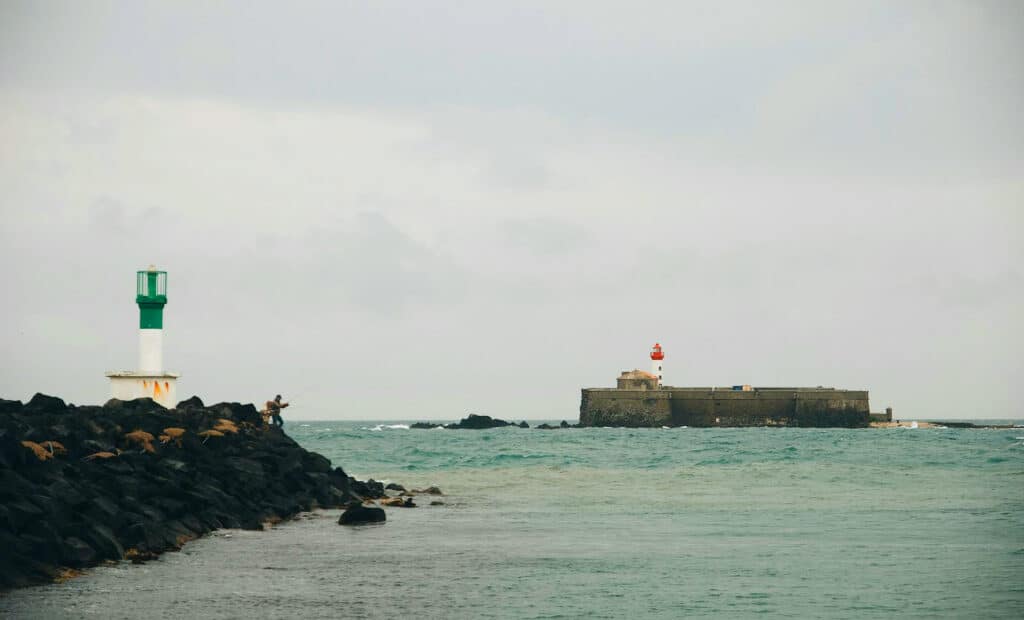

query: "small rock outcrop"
xmin=412 ymin=415 xmax=532 ymax=430
xmin=535 ymin=420 xmax=576 ymax=430
xmin=442 ymin=414 xmax=519 ymax=429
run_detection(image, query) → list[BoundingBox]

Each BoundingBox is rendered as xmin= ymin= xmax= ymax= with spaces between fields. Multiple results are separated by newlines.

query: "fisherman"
xmin=265 ymin=394 xmax=289 ymax=428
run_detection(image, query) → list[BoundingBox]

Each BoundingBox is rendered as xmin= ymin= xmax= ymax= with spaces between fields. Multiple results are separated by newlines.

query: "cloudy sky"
xmin=1 ymin=1 xmax=1020 ymax=420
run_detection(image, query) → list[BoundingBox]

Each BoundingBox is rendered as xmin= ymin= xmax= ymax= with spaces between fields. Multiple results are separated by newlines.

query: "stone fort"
xmin=580 ymin=370 xmax=874 ymax=428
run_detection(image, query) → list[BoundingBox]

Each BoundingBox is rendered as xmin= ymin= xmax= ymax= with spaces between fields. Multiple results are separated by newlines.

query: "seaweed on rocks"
xmin=0 ymin=393 xmax=388 ymax=590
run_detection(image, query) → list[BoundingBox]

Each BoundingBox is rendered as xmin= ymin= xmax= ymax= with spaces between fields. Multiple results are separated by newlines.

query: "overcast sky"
xmin=1 ymin=1 xmax=1021 ymax=420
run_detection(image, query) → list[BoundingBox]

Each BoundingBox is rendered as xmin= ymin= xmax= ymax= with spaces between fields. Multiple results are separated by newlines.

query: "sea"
xmin=2 ymin=421 xmax=1023 ymax=619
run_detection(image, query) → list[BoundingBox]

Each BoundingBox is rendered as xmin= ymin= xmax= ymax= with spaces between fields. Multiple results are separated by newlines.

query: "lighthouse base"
xmin=105 ymin=371 xmax=180 ymax=409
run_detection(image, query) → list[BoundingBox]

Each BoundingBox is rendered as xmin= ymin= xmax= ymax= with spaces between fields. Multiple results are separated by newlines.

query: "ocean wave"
xmin=363 ymin=424 xmax=412 ymax=432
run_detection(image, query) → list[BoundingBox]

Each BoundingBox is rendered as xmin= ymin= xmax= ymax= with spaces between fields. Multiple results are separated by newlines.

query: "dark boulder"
xmin=385 ymin=482 xmax=406 ymax=492
xmin=410 ymin=422 xmax=442 ymax=429
xmin=0 ymin=399 xmax=22 ymax=414
xmin=176 ymin=395 xmax=205 ymax=410
xmin=222 ymin=457 xmax=266 ymax=489
xmin=61 ymin=537 xmax=97 ymax=567
xmin=24 ymin=393 xmax=66 ymax=414
xmin=209 ymin=402 xmax=262 ymax=426
xmin=103 ymin=397 xmax=166 ymax=413
xmin=47 ymin=479 xmax=88 ymax=508
xmin=411 ymin=486 xmax=443 ymax=495
xmin=350 ymin=478 xmax=385 ymax=499
xmin=5 ymin=498 xmax=44 ymax=531
xmin=301 ymin=451 xmax=332 ymax=474
xmin=82 ymin=524 xmax=124 ymax=561
xmin=87 ymin=496 xmax=121 ymax=522
xmin=338 ymin=502 xmax=386 ymax=525
xmin=0 ymin=429 xmax=25 ymax=468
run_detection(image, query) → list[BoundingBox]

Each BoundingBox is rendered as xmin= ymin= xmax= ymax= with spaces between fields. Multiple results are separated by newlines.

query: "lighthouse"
xmin=105 ymin=266 xmax=180 ymax=408
xmin=650 ymin=343 xmax=664 ymax=386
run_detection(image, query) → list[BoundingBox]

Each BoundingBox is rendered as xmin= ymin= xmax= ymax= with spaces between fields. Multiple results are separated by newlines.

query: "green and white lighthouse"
xmin=105 ymin=265 xmax=180 ymax=407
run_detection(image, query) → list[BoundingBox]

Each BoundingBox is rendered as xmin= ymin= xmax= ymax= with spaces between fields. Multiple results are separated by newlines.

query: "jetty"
xmin=0 ymin=393 xmax=390 ymax=589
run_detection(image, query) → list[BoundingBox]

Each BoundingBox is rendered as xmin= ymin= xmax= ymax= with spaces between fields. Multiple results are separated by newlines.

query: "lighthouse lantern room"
xmin=650 ymin=343 xmax=664 ymax=386
xmin=105 ymin=266 xmax=179 ymax=408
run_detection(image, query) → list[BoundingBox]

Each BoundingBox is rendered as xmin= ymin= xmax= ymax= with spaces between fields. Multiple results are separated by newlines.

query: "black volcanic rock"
xmin=103 ymin=397 xmax=166 ymax=413
xmin=351 ymin=478 xmax=385 ymax=499
xmin=338 ymin=502 xmax=386 ymax=525
xmin=410 ymin=422 xmax=442 ymax=429
xmin=536 ymin=421 xmax=577 ymax=430
xmin=176 ymin=395 xmax=205 ymax=410
xmin=0 ymin=393 xmax=400 ymax=590
xmin=444 ymin=414 xmax=516 ymax=430
xmin=24 ymin=393 xmax=66 ymax=414
xmin=411 ymin=486 xmax=443 ymax=495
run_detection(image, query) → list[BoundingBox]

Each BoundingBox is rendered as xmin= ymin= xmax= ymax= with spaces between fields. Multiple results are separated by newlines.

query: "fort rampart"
xmin=579 ymin=387 xmax=870 ymax=428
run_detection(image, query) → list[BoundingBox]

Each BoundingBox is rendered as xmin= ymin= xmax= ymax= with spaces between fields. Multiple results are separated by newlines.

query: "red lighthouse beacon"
xmin=650 ymin=343 xmax=665 ymax=386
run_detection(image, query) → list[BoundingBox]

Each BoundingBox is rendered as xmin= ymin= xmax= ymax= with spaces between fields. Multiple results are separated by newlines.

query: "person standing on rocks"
xmin=266 ymin=394 xmax=289 ymax=428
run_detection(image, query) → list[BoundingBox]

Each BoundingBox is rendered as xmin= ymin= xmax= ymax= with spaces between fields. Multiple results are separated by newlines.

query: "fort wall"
xmin=579 ymin=387 xmax=870 ymax=428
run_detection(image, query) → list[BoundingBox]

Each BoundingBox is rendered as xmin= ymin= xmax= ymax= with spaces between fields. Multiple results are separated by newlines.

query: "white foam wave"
xmin=364 ymin=424 xmax=411 ymax=432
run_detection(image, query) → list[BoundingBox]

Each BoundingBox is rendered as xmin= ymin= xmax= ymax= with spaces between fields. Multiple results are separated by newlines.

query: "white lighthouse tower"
xmin=105 ymin=266 xmax=179 ymax=408
xmin=650 ymin=343 xmax=664 ymax=386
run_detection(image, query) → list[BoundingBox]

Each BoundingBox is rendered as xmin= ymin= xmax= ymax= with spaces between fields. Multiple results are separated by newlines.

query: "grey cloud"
xmin=498 ymin=217 xmax=590 ymax=257
xmin=0 ymin=2 xmax=1020 ymax=419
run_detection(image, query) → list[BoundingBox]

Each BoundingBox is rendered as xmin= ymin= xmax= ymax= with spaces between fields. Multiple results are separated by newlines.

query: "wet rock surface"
xmin=0 ymin=393 xmax=389 ymax=590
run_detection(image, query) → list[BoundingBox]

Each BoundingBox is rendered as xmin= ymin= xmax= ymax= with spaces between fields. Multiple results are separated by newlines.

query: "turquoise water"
xmin=2 ymin=423 xmax=1023 ymax=619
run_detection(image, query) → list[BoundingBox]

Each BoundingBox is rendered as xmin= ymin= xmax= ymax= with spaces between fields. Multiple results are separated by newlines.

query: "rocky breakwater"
xmin=0 ymin=393 xmax=386 ymax=590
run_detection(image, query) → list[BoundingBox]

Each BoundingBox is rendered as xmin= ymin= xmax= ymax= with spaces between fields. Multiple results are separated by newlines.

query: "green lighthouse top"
xmin=136 ymin=266 xmax=167 ymax=304
xmin=136 ymin=266 xmax=167 ymax=329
